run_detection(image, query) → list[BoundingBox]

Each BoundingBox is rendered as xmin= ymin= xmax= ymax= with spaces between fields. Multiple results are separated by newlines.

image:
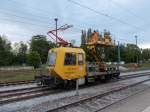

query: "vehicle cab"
xmin=47 ymin=47 xmax=86 ymax=80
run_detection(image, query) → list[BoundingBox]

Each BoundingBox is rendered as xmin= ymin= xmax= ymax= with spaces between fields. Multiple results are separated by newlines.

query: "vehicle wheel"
xmin=101 ymin=75 xmax=107 ymax=83
xmin=105 ymin=75 xmax=111 ymax=82
xmin=115 ymin=73 xmax=120 ymax=79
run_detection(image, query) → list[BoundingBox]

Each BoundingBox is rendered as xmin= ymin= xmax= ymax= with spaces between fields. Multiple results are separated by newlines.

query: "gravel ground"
xmin=0 ymin=76 xmax=147 ymax=112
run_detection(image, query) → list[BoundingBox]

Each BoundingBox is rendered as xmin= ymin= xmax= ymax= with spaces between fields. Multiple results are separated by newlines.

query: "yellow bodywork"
xmin=48 ymin=47 xmax=86 ymax=80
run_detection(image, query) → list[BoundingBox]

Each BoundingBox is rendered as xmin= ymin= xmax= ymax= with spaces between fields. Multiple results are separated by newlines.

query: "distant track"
xmin=120 ymin=72 xmax=150 ymax=80
xmin=0 ymin=86 xmax=43 ymax=94
xmin=0 ymin=80 xmax=35 ymax=87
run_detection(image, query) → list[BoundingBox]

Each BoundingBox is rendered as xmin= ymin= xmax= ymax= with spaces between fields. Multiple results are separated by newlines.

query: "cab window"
xmin=47 ymin=52 xmax=56 ymax=66
xmin=64 ymin=53 xmax=76 ymax=65
xmin=78 ymin=53 xmax=84 ymax=65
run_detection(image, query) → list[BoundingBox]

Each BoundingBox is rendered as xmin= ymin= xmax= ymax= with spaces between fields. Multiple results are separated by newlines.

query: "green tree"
xmin=0 ymin=35 xmax=13 ymax=66
xmin=18 ymin=41 xmax=27 ymax=55
xmin=142 ymin=49 xmax=150 ymax=61
xmin=12 ymin=41 xmax=28 ymax=65
xmin=104 ymin=47 xmax=117 ymax=62
xmin=17 ymin=41 xmax=28 ymax=64
xmin=124 ymin=44 xmax=141 ymax=63
xmin=30 ymin=35 xmax=56 ymax=63
xmin=27 ymin=51 xmax=41 ymax=68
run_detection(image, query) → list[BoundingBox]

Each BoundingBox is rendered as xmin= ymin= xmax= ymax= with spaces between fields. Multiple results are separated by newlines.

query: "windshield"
xmin=47 ymin=52 xmax=56 ymax=66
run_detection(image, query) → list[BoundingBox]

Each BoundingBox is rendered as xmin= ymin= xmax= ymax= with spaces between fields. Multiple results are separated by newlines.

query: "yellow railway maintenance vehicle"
xmin=35 ymin=25 xmax=120 ymax=87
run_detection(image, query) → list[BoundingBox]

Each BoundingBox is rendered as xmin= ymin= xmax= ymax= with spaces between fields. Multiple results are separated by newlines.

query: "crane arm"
xmin=87 ymin=45 xmax=103 ymax=63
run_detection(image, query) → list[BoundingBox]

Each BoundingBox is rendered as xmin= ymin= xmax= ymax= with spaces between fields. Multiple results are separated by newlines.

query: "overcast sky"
xmin=0 ymin=0 xmax=150 ymax=48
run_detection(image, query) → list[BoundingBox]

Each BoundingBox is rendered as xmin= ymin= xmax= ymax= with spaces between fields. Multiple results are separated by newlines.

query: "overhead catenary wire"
xmin=0 ymin=17 xmax=48 ymax=28
xmin=68 ymin=0 xmax=142 ymax=30
xmin=6 ymin=0 xmax=84 ymax=31
xmin=2 ymin=0 xmax=53 ymax=22
xmin=108 ymin=0 xmax=150 ymax=35
xmin=7 ymin=0 xmax=56 ymax=18
xmin=4 ymin=0 xmax=142 ymax=34
xmin=3 ymin=0 xmax=107 ymax=34
xmin=68 ymin=0 xmax=150 ymax=45
xmin=4 ymin=0 xmax=84 ymax=31
xmin=108 ymin=0 xmax=145 ymax=22
xmin=1 ymin=28 xmax=44 ymax=37
xmin=0 ymin=0 xmax=148 ymax=46
xmin=0 ymin=9 xmax=50 ymax=23
xmin=0 ymin=15 xmax=82 ymax=43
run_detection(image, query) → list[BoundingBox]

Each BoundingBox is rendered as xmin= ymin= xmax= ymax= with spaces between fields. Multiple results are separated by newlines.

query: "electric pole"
xmin=118 ymin=41 xmax=120 ymax=70
xmin=54 ymin=18 xmax=58 ymax=43
xmin=135 ymin=35 xmax=137 ymax=46
xmin=135 ymin=35 xmax=138 ymax=64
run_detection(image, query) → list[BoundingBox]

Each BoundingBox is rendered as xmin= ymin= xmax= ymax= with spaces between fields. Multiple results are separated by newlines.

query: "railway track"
xmin=0 ymin=80 xmax=35 ymax=87
xmin=0 ymin=72 xmax=150 ymax=106
xmin=120 ymin=72 xmax=150 ymax=79
xmin=0 ymin=86 xmax=62 ymax=105
xmin=46 ymin=76 xmax=150 ymax=112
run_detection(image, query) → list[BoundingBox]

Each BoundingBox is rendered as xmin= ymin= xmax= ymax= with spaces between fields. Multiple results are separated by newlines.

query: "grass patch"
xmin=0 ymin=69 xmax=42 ymax=83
